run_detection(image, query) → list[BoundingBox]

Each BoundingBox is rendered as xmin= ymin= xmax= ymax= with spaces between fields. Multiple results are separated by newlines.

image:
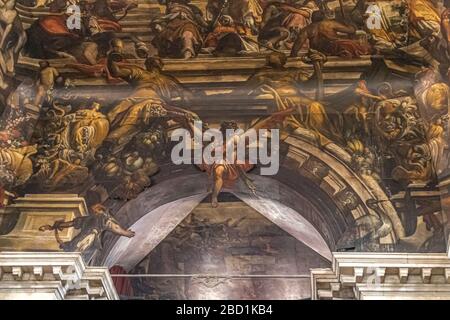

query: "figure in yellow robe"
xmin=106 ymin=53 xmax=194 ymax=151
xmin=409 ymin=0 xmax=441 ymax=39
xmin=245 ymin=53 xmax=343 ymax=146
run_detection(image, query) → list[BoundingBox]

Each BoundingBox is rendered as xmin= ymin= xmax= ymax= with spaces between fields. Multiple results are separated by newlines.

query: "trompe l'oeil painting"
xmin=0 ymin=0 xmax=449 ymax=300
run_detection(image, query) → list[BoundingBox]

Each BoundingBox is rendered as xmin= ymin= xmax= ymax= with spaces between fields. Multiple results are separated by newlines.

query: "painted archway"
xmin=97 ymin=129 xmax=404 ymax=270
xmin=102 ymin=175 xmax=333 ymax=270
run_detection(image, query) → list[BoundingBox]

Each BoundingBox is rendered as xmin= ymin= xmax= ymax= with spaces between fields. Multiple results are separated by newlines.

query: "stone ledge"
xmin=0 ymin=252 xmax=118 ymax=300
xmin=355 ymin=283 xmax=450 ymax=300
xmin=311 ymin=252 xmax=450 ymax=300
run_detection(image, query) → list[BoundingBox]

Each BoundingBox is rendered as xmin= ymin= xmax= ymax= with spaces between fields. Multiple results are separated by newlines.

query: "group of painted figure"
xmin=0 ymin=0 xmax=448 ymax=256
xmin=18 ymin=0 xmax=444 ymax=61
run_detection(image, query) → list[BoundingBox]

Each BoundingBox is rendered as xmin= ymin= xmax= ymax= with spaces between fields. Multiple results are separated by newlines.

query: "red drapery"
xmin=109 ymin=265 xmax=134 ymax=297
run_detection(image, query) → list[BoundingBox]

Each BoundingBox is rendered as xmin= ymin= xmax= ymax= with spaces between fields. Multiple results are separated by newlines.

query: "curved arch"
xmin=98 ymin=128 xmax=405 ymax=269
xmin=104 ymin=193 xmax=208 ymax=270
xmin=280 ymin=128 xmax=405 ymax=238
xmin=102 ymin=174 xmax=333 ymax=271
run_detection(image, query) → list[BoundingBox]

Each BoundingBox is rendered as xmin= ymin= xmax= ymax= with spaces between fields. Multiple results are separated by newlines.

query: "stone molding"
xmin=311 ymin=252 xmax=450 ymax=300
xmin=0 ymin=252 xmax=118 ymax=300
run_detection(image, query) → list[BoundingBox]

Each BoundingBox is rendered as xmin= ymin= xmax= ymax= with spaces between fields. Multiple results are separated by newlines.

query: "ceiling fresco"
xmin=0 ymin=0 xmax=448 ymax=300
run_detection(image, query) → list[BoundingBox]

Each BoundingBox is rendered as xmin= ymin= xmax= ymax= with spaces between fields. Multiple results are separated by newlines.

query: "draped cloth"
xmin=259 ymin=3 xmax=312 ymax=48
xmin=38 ymin=15 xmax=121 ymax=37
xmin=198 ymin=133 xmax=255 ymax=188
xmin=409 ymin=0 xmax=441 ymax=24
xmin=38 ymin=15 xmax=79 ymax=37
xmin=109 ymin=265 xmax=134 ymax=297
xmin=228 ymin=0 xmax=263 ymax=23
xmin=156 ymin=2 xmax=204 ymax=55
xmin=106 ymin=65 xmax=187 ymax=148
xmin=314 ymin=38 xmax=371 ymax=58
xmin=253 ymin=82 xmax=343 ymax=146
xmin=279 ymin=3 xmax=312 ymax=29
xmin=199 ymin=161 xmax=255 ymax=188
xmin=409 ymin=0 xmax=441 ymax=38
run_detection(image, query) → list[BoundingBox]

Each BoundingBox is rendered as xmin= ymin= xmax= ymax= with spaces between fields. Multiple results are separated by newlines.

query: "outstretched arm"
xmin=106 ymin=217 xmax=135 ymax=237
xmin=250 ymin=107 xmax=296 ymax=131
xmin=332 ymin=21 xmax=357 ymax=35
xmin=39 ymin=219 xmax=75 ymax=232
xmin=55 ymin=220 xmax=75 ymax=228
xmin=222 ymin=107 xmax=295 ymax=155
